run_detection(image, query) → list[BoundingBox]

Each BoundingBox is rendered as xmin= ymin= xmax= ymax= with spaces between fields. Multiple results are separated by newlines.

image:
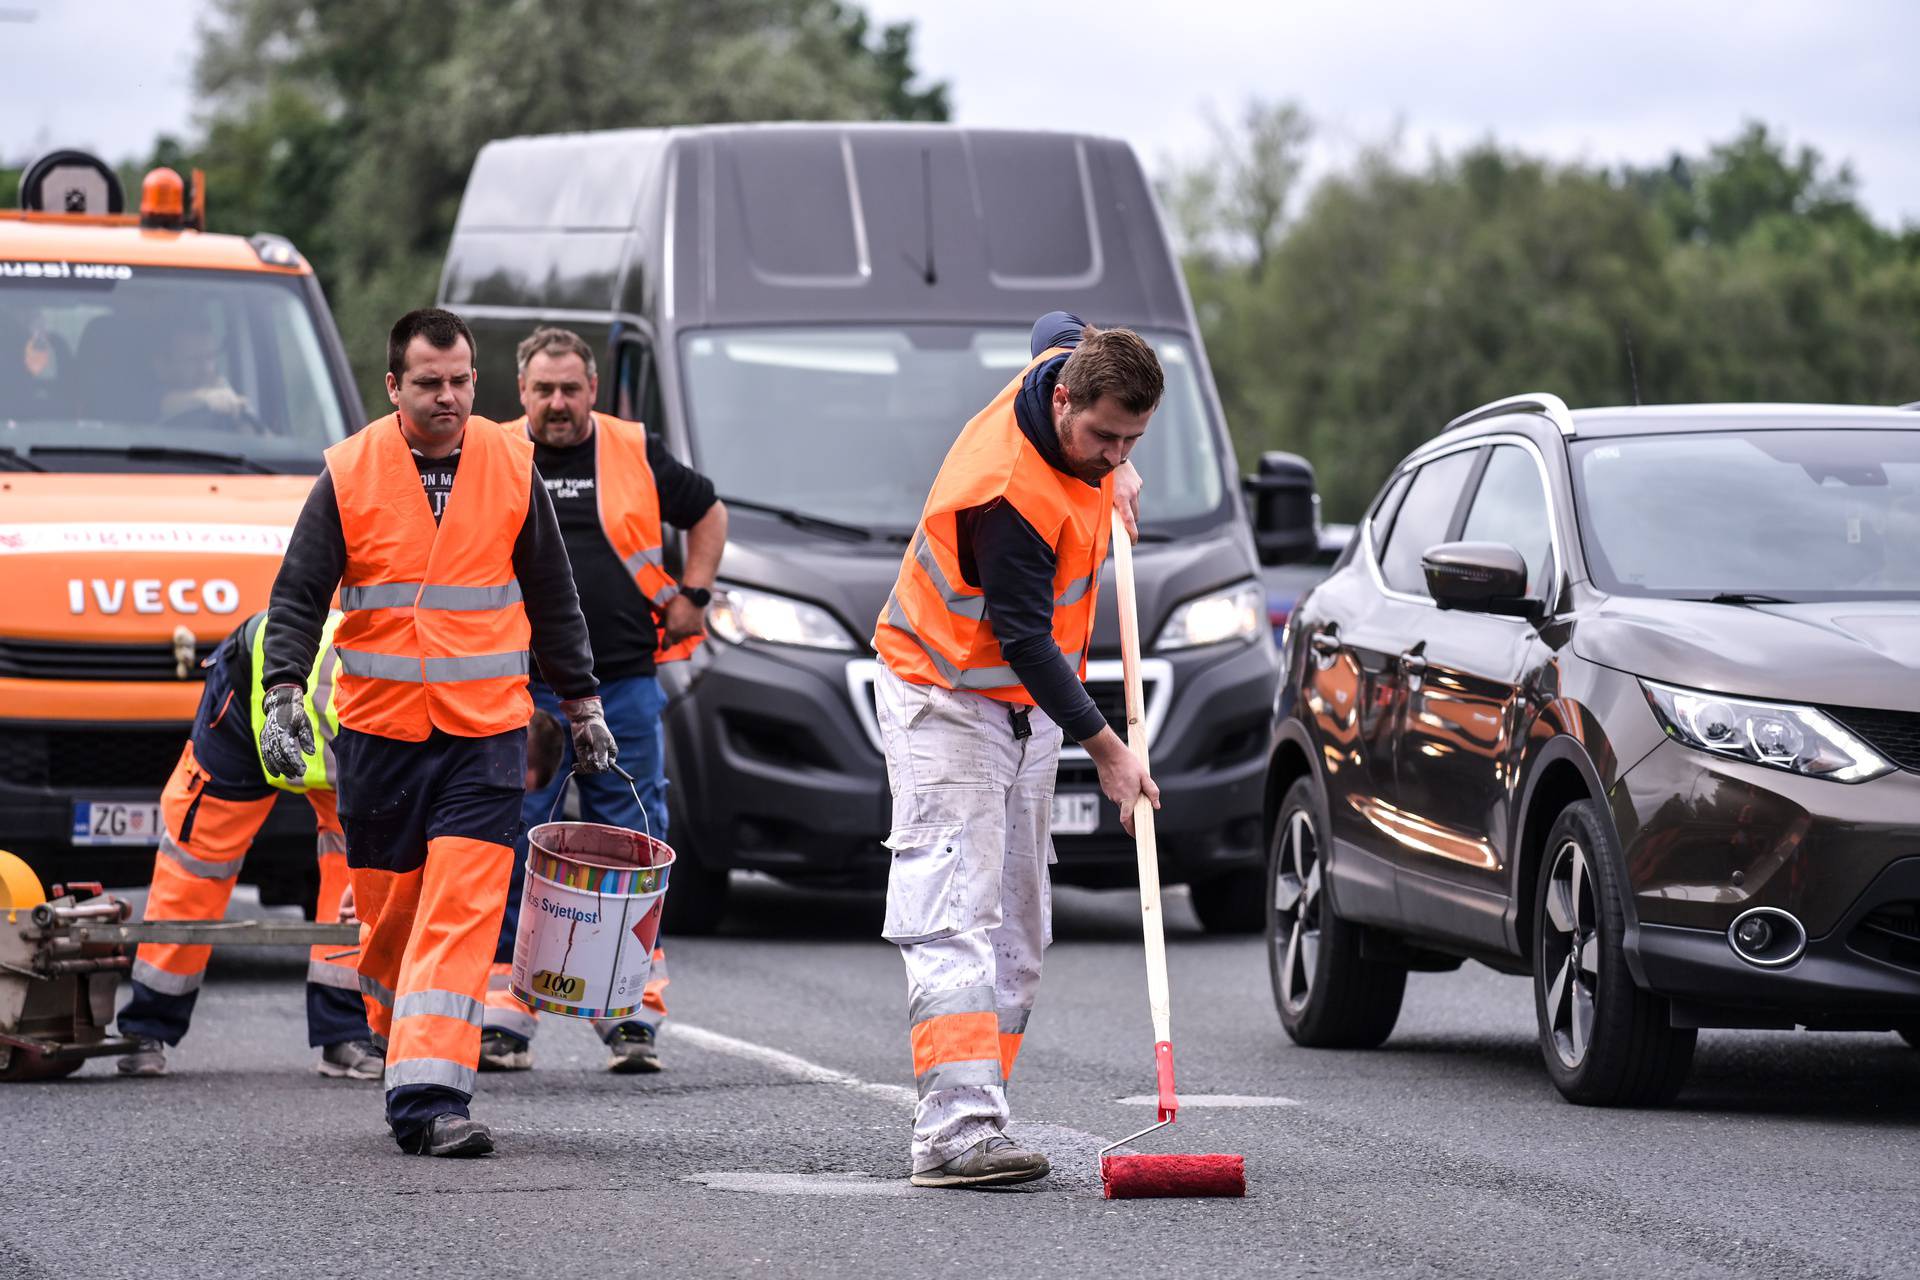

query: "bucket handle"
xmin=545 ymin=762 xmax=654 ymax=845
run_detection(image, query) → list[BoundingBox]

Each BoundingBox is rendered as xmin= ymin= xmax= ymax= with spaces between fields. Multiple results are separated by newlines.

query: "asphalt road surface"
xmin=6 ymin=877 xmax=1918 ymax=1279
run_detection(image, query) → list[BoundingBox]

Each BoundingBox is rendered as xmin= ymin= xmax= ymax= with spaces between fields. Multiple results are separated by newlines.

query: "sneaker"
xmin=478 ymin=1030 xmax=532 ymax=1073
xmin=399 ymin=1114 xmax=494 ymax=1158
xmin=317 ymin=1039 xmax=384 ymax=1081
xmin=604 ymin=1024 xmax=661 ymax=1074
xmin=116 ymin=1037 xmax=168 ymax=1078
xmin=910 ymin=1135 xmax=1051 ymax=1189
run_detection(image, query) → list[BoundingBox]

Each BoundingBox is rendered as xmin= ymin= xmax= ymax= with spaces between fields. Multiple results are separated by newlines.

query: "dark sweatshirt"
xmin=263 ymin=418 xmax=598 ymax=704
xmin=950 ymin=311 xmax=1108 ymax=743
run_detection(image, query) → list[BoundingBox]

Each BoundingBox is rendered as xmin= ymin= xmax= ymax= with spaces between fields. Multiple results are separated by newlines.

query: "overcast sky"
xmin=4 ymin=0 xmax=1916 ymax=225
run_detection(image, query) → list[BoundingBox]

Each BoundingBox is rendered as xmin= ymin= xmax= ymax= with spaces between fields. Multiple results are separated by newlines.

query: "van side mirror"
xmin=1422 ymin=542 xmax=1539 ymax=618
xmin=1243 ymin=451 xmax=1319 ymax=566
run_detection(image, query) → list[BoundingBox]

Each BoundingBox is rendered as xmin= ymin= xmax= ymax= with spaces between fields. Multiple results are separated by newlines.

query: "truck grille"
xmin=0 ymin=726 xmax=186 ymax=790
xmin=1822 ymin=707 xmax=1920 ymax=773
xmin=0 ymin=638 xmax=217 ymax=682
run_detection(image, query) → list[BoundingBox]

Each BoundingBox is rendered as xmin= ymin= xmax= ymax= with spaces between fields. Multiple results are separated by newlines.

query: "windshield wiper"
xmin=1689 ymin=592 xmax=1794 ymax=606
xmin=0 ymin=447 xmax=47 ymax=472
xmin=719 ymin=496 xmax=872 ymax=542
xmin=26 ymin=444 xmax=276 ymax=474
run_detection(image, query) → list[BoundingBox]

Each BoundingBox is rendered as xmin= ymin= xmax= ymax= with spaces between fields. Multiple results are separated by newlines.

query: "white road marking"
xmin=1116 ymin=1094 xmax=1300 ymax=1108
xmin=671 ymin=1022 xmax=915 ymax=1106
xmin=684 ymin=1171 xmax=912 ymax=1197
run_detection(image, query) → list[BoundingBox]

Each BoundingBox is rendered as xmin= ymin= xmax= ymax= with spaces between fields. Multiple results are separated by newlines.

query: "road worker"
xmin=259 ymin=308 xmax=612 ymax=1158
xmin=480 ymin=326 xmax=727 ymax=1076
xmin=113 ymin=609 xmax=376 ymax=1080
xmin=872 ymin=311 xmax=1159 ymax=1188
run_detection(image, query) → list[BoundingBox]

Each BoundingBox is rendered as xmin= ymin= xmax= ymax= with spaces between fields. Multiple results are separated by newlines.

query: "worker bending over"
xmin=873 ymin=311 xmax=1160 ymax=1188
xmin=115 ymin=609 xmax=377 ymax=1080
xmin=261 ymin=308 xmax=613 ymax=1158
xmin=481 ymin=326 xmax=727 ymax=1075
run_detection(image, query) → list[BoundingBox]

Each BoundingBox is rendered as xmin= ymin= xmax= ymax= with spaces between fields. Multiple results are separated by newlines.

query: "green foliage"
xmin=1173 ymin=106 xmax=1920 ymax=520
xmin=154 ymin=0 xmax=947 ymax=407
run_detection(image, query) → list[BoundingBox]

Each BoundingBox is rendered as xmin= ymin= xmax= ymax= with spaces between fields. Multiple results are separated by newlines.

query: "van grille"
xmin=1822 ymin=707 xmax=1920 ymax=773
xmin=0 ymin=727 xmax=186 ymax=790
xmin=0 ymin=638 xmax=216 ymax=682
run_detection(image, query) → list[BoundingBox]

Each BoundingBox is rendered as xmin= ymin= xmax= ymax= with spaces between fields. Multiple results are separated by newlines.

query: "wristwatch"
xmin=676 ymin=585 xmax=712 ymax=608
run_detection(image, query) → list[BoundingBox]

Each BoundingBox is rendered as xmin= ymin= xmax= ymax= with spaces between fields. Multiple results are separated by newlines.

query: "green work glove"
xmin=260 ymin=683 xmax=315 ymax=779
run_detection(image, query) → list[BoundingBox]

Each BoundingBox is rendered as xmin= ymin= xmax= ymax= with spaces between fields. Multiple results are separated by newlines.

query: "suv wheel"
xmin=1267 ymin=777 xmax=1406 ymax=1047
xmin=1532 ymin=800 xmax=1695 ymax=1105
xmin=1189 ymin=868 xmax=1265 ymax=934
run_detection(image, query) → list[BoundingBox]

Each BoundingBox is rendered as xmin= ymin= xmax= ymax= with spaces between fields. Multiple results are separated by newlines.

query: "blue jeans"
xmin=495 ymin=676 xmax=670 ymax=1041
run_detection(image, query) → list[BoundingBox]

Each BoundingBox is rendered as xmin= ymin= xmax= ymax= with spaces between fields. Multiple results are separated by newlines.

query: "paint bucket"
xmin=509 ymin=771 xmax=674 ymax=1019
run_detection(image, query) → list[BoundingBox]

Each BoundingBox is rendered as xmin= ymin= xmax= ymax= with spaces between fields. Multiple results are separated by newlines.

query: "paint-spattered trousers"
xmin=875 ymin=665 xmax=1057 ymax=1173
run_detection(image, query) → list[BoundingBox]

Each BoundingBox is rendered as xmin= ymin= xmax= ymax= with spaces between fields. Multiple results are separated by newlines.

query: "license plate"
xmin=71 ymin=801 xmax=164 ymax=846
xmin=1051 ymin=792 xmax=1100 ymax=835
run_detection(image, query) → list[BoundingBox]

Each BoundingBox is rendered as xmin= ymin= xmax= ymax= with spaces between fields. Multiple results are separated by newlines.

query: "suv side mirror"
xmin=1422 ymin=542 xmax=1539 ymax=618
xmin=1244 ymin=450 xmax=1319 ymax=566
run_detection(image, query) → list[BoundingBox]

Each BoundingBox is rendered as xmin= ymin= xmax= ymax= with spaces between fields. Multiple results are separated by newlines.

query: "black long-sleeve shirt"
xmin=263 ymin=433 xmax=598 ymax=703
xmin=951 ymin=311 xmax=1108 ymax=743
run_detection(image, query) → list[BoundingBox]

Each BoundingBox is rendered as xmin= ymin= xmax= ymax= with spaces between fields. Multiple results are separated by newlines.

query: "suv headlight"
xmin=1642 ymin=680 xmax=1893 ymax=783
xmin=1154 ymin=581 xmax=1265 ymax=652
xmin=708 ymin=584 xmax=857 ymax=651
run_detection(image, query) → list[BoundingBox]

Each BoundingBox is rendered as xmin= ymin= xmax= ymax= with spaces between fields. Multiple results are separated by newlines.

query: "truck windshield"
xmin=678 ymin=326 xmax=1227 ymax=536
xmin=1572 ymin=428 xmax=1920 ymax=601
xmin=0 ymin=267 xmax=349 ymax=472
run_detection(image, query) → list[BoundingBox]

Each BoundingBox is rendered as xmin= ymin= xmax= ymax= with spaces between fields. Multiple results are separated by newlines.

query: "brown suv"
xmin=1258 ymin=396 xmax=1920 ymax=1104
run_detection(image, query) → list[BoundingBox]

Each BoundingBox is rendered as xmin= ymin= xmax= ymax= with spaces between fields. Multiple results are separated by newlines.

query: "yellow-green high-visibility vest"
xmin=247 ymin=608 xmax=344 ymax=793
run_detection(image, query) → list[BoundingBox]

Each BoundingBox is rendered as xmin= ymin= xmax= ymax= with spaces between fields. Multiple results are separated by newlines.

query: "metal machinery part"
xmin=0 ymin=849 xmax=356 ymax=1080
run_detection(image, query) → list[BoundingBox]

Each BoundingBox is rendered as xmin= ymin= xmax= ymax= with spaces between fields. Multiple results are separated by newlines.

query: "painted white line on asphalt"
xmin=684 ymin=1171 xmax=912 ymax=1198
xmin=671 ymin=1022 xmax=915 ymax=1106
xmin=1116 ymin=1094 xmax=1300 ymax=1108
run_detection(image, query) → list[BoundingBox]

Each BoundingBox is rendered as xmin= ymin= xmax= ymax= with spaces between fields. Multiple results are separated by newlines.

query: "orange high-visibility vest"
xmin=873 ymin=348 xmax=1113 ymax=705
xmin=327 ymin=413 xmax=534 ymax=741
xmin=502 ymin=412 xmax=700 ymax=664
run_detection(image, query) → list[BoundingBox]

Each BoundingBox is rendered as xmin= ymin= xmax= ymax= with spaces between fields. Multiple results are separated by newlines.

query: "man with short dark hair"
xmin=478 ymin=326 xmax=728 ymax=1075
xmin=872 ymin=310 xmax=1159 ymax=1188
xmin=261 ymin=307 xmax=613 ymax=1158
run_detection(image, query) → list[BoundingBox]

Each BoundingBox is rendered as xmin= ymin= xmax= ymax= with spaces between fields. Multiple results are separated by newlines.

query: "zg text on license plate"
xmin=72 ymin=801 xmax=164 ymax=846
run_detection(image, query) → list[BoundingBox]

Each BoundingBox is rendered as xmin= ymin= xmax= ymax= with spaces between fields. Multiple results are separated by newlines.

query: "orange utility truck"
xmin=0 ymin=150 xmax=361 ymax=906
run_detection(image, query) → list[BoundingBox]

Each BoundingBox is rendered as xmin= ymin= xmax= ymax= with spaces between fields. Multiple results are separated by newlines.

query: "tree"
xmin=167 ymin=0 xmax=948 ymax=402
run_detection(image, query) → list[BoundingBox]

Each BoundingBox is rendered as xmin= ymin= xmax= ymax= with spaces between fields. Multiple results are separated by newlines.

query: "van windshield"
xmin=678 ymin=326 xmax=1227 ymax=536
xmin=0 ymin=266 xmax=349 ymax=473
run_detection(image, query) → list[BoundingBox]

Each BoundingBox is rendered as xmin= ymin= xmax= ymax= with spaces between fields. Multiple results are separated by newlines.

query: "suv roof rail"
xmin=1443 ymin=392 xmax=1577 ymax=438
xmin=1899 ymin=401 xmax=1920 ymax=411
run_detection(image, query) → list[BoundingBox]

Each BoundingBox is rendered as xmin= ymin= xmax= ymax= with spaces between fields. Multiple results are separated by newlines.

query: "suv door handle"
xmin=1399 ymin=649 xmax=1428 ymax=677
xmin=1309 ymin=630 xmax=1341 ymax=657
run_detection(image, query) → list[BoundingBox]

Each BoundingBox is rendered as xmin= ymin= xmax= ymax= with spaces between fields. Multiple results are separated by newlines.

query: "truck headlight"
xmin=1642 ymin=679 xmax=1893 ymax=783
xmin=708 ymin=584 xmax=857 ymax=651
xmin=1154 ymin=581 xmax=1265 ymax=652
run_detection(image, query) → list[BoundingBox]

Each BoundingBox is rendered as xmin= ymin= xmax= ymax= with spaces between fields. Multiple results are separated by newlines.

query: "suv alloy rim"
xmin=1273 ymin=807 xmax=1322 ymax=1014
xmin=1541 ymin=836 xmax=1600 ymax=1068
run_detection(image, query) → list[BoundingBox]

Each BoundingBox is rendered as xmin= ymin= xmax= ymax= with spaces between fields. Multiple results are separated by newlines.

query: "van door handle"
xmin=1309 ymin=630 xmax=1341 ymax=657
xmin=1399 ymin=650 xmax=1428 ymax=677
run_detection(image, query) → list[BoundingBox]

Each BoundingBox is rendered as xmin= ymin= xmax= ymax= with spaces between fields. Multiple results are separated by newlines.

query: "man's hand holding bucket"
xmin=561 ymin=696 xmax=618 ymax=774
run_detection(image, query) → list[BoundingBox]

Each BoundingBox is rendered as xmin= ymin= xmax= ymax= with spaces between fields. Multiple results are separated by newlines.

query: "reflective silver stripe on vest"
xmin=650 ymin=583 xmax=677 ymax=607
xmin=422 ymin=651 xmax=529 ymax=683
xmin=336 ymin=648 xmax=422 ymax=681
xmin=339 ymin=582 xmax=421 ymax=611
xmin=394 ymin=988 xmax=484 ymax=1026
xmin=909 ymin=529 xmax=988 ymax=622
xmin=312 ymin=642 xmax=341 ymax=746
xmin=359 ymin=973 xmax=396 ymax=1008
xmin=384 ymin=1057 xmax=477 ymax=1096
xmin=883 ymin=594 xmax=1081 ymax=692
xmin=416 ymin=581 xmax=523 ymax=611
xmin=623 ymin=546 xmax=665 ymax=574
xmin=131 ymin=957 xmax=203 ymax=996
xmin=997 ymin=1006 xmax=1031 ymax=1036
xmin=158 ymin=831 xmax=244 ymax=881
xmin=316 ymin=829 xmax=347 ymax=857
xmin=908 ymin=984 xmax=995 ymax=1029
xmin=914 ymin=1058 xmax=1005 ymax=1098
xmin=1054 ymin=570 xmax=1095 ymax=608
xmin=307 ymin=959 xmax=360 ymax=991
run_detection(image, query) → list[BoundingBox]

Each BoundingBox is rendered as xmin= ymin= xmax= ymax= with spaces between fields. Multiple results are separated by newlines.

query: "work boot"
xmin=115 ymin=1037 xmax=168 ymax=1078
xmin=478 ymin=1030 xmax=532 ymax=1072
xmin=605 ymin=1024 xmax=661 ymax=1074
xmin=316 ymin=1039 xmax=384 ymax=1081
xmin=400 ymin=1115 xmax=494 ymax=1158
xmin=910 ymin=1134 xmax=1051 ymax=1189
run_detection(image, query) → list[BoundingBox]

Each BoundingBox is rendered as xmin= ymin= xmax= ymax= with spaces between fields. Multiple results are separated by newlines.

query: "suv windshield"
xmin=0 ymin=266 xmax=349 ymax=472
xmin=1572 ymin=427 xmax=1920 ymax=601
xmin=678 ymin=325 xmax=1227 ymax=536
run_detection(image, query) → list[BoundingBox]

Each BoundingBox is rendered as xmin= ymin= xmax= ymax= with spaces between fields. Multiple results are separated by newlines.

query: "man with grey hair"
xmin=480 ymin=325 xmax=728 ymax=1074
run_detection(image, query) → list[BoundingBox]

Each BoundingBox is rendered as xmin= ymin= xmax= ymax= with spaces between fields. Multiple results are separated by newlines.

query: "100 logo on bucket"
xmin=510 ymin=819 xmax=675 ymax=1019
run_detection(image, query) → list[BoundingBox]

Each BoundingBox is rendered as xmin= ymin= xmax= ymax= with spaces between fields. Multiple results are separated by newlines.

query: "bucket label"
xmin=529 ymin=969 xmax=586 ymax=1001
xmin=536 ymin=895 xmax=599 ymax=925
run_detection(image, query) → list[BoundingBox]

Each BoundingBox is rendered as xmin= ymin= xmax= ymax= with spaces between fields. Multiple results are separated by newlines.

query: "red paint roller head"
xmin=1100 ymin=1152 xmax=1246 ymax=1199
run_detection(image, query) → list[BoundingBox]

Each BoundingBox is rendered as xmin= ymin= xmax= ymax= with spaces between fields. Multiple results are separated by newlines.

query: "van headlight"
xmin=1642 ymin=680 xmax=1893 ymax=783
xmin=1154 ymin=581 xmax=1265 ymax=652
xmin=707 ymin=584 xmax=857 ymax=651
